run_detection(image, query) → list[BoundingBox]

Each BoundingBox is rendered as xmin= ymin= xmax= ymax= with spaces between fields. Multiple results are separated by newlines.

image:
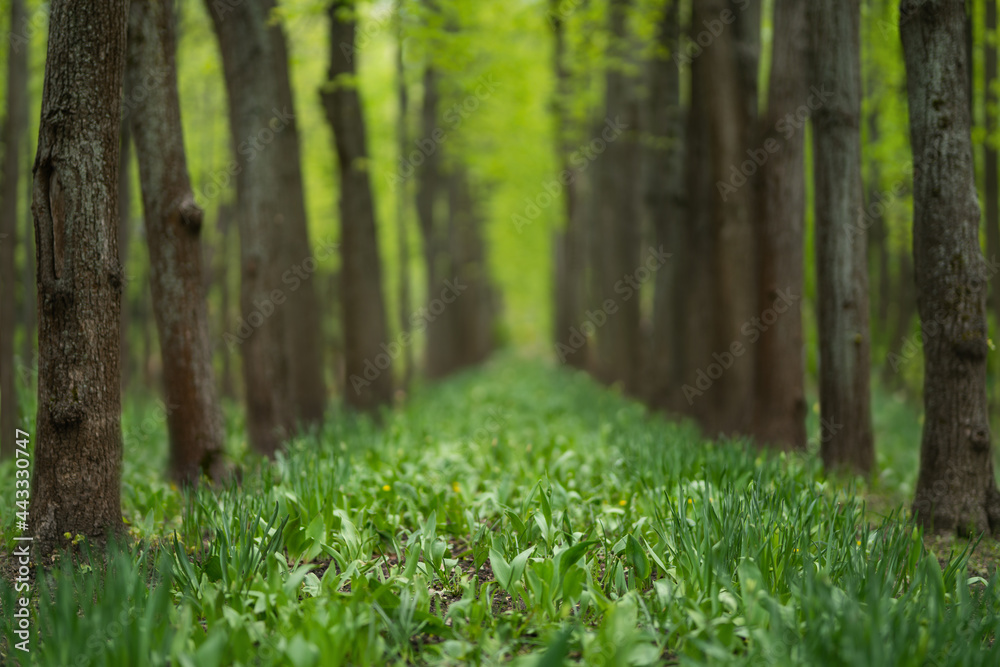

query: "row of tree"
xmin=549 ymin=0 xmax=1000 ymax=536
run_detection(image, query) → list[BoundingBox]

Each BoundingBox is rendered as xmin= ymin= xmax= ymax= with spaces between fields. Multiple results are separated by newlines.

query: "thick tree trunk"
xmin=810 ymin=0 xmax=874 ymax=474
xmin=127 ymin=0 xmax=226 ymax=484
xmin=118 ymin=123 xmax=132 ymax=392
xmin=902 ymin=0 xmax=1000 ymax=537
xmin=644 ymin=0 xmax=683 ymax=409
xmin=751 ymin=0 xmax=807 ymax=450
xmin=322 ymin=1 xmax=394 ymax=411
xmin=1 ymin=0 xmax=27 ymax=460
xmin=698 ymin=0 xmax=758 ymax=435
xmin=30 ymin=0 xmax=128 ymax=554
xmin=597 ymin=0 xmax=642 ymax=395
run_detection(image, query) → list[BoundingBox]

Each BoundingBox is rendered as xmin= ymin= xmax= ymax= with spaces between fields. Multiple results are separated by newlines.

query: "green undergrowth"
xmin=3 ymin=356 xmax=1000 ymax=665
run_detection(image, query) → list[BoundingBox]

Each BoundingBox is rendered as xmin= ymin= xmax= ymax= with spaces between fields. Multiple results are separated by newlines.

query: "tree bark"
xmin=810 ymin=0 xmax=874 ymax=474
xmin=118 ymin=122 xmax=132 ymax=392
xmin=126 ymin=0 xmax=226 ymax=484
xmin=644 ymin=0 xmax=683 ymax=409
xmin=322 ymin=1 xmax=394 ymax=411
xmin=217 ymin=202 xmax=236 ymax=400
xmin=30 ymin=0 xmax=128 ymax=554
xmin=1 ymin=0 xmax=28 ymax=460
xmin=751 ymin=0 xmax=807 ymax=450
xmin=902 ymin=0 xmax=1000 ymax=537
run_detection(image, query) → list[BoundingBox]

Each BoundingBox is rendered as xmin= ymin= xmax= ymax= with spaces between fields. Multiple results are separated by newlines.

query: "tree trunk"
xmin=30 ymin=0 xmax=128 ymax=554
xmin=698 ymin=0 xmax=758 ymax=435
xmin=810 ymin=0 xmax=874 ymax=474
xmin=596 ymin=0 xmax=642 ymax=394
xmin=644 ymin=0 xmax=683 ymax=409
xmin=985 ymin=0 xmax=1000 ymax=397
xmin=126 ymin=0 xmax=226 ymax=484
xmin=396 ymin=8 xmax=414 ymax=392
xmin=217 ymin=202 xmax=236 ymax=400
xmin=206 ymin=0 xmax=299 ymax=455
xmin=902 ymin=0 xmax=1000 ymax=537
xmin=322 ymin=1 xmax=394 ymax=411
xmin=118 ymin=122 xmax=132 ymax=392
xmin=751 ymin=0 xmax=807 ymax=450
xmin=268 ymin=5 xmax=327 ymax=428
xmin=1 ymin=0 xmax=27 ymax=460
xmin=22 ymin=144 xmax=36 ymax=376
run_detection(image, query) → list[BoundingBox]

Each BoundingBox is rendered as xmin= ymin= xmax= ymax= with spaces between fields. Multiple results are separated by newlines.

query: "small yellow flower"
xmin=382 ymin=484 xmax=392 ymax=492
xmin=452 ymin=482 xmax=461 ymax=493
xmin=793 ymin=548 xmax=800 ymax=553
xmin=619 ymin=499 xmax=627 ymax=506
xmin=856 ymin=540 xmax=862 ymax=546
xmin=687 ymin=498 xmax=693 ymax=505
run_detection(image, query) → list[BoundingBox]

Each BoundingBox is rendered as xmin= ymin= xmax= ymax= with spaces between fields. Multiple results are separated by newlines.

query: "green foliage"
xmin=4 ymin=357 xmax=1000 ymax=664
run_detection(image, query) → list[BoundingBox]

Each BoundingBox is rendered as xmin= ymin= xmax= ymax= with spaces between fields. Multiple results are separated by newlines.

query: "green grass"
xmin=3 ymin=356 xmax=1000 ymax=665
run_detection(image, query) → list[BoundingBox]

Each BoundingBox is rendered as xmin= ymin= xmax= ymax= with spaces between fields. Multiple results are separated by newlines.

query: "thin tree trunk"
xmin=985 ymin=0 xmax=1000 ymax=390
xmin=597 ymin=0 xmax=642 ymax=395
xmin=699 ymin=0 xmax=758 ymax=434
xmin=752 ymin=0 xmax=807 ymax=450
xmin=1 ymin=0 xmax=27 ymax=460
xmin=868 ymin=112 xmax=891 ymax=338
xmin=810 ymin=0 xmax=874 ymax=474
xmin=127 ymin=0 xmax=226 ymax=484
xmin=118 ymin=123 xmax=132 ymax=392
xmin=645 ymin=0 xmax=683 ymax=409
xmin=22 ymin=145 xmax=36 ymax=375
xmin=217 ymin=203 xmax=236 ymax=400
xmin=903 ymin=0 xmax=1000 ymax=537
xmin=396 ymin=7 xmax=414 ymax=392
xmin=268 ymin=6 xmax=327 ymax=428
xmin=30 ymin=0 xmax=128 ymax=554
xmin=322 ymin=1 xmax=394 ymax=411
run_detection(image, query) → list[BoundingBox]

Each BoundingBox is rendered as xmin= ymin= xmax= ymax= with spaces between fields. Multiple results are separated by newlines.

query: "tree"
xmin=322 ymin=0 xmax=394 ymax=411
xmin=751 ymin=0 xmax=808 ymax=450
xmin=1 ymin=0 xmax=28 ymax=460
xmin=985 ymin=0 xmax=1000 ymax=379
xmin=205 ymin=0 xmax=326 ymax=455
xmin=810 ymin=0 xmax=874 ymax=474
xmin=395 ymin=3 xmax=415 ymax=391
xmin=118 ymin=122 xmax=132 ymax=391
xmin=644 ymin=0 xmax=684 ymax=409
xmin=902 ymin=0 xmax=1000 ymax=536
xmin=30 ymin=0 xmax=128 ymax=554
xmin=126 ymin=0 xmax=226 ymax=484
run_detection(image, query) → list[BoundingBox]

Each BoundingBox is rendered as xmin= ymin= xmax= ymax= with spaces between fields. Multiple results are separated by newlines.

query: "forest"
xmin=3 ymin=0 xmax=1000 ymax=663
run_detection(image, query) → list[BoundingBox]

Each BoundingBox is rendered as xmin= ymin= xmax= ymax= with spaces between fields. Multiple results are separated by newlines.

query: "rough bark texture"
xmin=752 ymin=0 xmax=807 ymax=450
xmin=117 ymin=122 xmax=132 ymax=391
xmin=644 ymin=0 xmax=683 ymax=409
xmin=596 ymin=0 xmax=642 ymax=394
xmin=30 ymin=0 xmax=128 ymax=555
xmin=902 ymin=0 xmax=1000 ymax=537
xmin=1 ymin=0 xmax=28 ymax=460
xmin=810 ymin=0 xmax=874 ymax=474
xmin=322 ymin=1 xmax=394 ymax=411
xmin=127 ymin=0 xmax=226 ymax=484
xmin=697 ymin=0 xmax=758 ymax=435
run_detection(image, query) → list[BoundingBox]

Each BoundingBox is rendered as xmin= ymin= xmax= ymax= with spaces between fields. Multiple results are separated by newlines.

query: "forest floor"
xmin=3 ymin=355 xmax=1000 ymax=665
